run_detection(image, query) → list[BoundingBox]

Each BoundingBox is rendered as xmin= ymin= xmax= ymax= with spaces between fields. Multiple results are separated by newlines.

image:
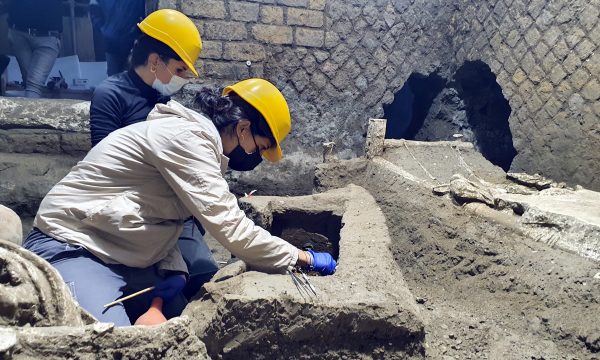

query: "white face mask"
xmin=152 ymin=61 xmax=189 ymax=96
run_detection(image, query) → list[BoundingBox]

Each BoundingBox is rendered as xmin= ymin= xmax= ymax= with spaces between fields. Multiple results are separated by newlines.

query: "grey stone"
xmin=259 ymin=5 xmax=284 ymax=25
xmin=203 ymin=20 xmax=248 ymax=41
xmin=181 ymin=0 xmax=226 ymax=19
xmin=0 ymin=205 xmax=21 ymax=245
xmin=229 ymin=1 xmax=260 ymax=22
xmin=223 ymin=42 xmax=266 ymax=61
xmin=252 ymin=24 xmax=293 ymax=44
xmin=575 ymin=39 xmax=595 ymax=60
xmin=277 ymin=0 xmax=309 ymax=7
xmin=203 ymin=60 xmax=250 ymax=79
xmin=200 ymin=40 xmax=223 ymax=60
xmin=308 ymin=0 xmax=326 ymax=10
xmin=287 ymin=8 xmax=324 ymax=28
xmin=295 ymin=27 xmax=324 ymax=47
xmin=569 ymin=67 xmax=591 ymax=91
xmin=582 ymin=79 xmax=600 ymax=101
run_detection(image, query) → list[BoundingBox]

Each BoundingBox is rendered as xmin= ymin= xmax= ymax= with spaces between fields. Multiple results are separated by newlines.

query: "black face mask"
xmin=227 ymin=134 xmax=263 ymax=171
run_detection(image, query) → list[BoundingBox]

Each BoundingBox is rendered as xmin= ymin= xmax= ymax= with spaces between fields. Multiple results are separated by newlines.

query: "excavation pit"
xmin=184 ymin=185 xmax=425 ymax=359
xmin=268 ymin=210 xmax=341 ymax=260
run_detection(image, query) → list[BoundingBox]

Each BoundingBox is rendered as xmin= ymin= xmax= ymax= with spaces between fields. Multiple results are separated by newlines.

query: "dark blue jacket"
xmin=89 ymin=69 xmax=169 ymax=147
xmin=90 ymin=0 xmax=145 ymax=54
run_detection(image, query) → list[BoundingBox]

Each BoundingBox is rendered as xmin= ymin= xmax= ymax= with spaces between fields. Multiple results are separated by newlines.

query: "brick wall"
xmin=452 ymin=0 xmax=600 ymax=188
xmin=162 ymin=0 xmax=600 ymax=191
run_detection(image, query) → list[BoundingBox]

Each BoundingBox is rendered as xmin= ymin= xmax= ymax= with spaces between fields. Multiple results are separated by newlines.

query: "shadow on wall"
xmin=384 ymin=61 xmax=517 ymax=172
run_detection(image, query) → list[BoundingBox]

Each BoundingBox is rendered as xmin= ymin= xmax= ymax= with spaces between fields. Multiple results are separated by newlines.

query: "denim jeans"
xmin=23 ymin=228 xmax=188 ymax=326
xmin=8 ymin=28 xmax=61 ymax=98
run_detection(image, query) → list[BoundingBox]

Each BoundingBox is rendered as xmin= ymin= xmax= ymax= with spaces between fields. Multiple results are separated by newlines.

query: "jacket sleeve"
xmin=150 ymin=129 xmax=299 ymax=274
xmin=90 ymin=85 xmax=122 ymax=147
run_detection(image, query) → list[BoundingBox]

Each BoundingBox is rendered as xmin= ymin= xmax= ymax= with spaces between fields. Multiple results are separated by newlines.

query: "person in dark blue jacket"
xmin=89 ymin=9 xmax=209 ymax=301
xmin=90 ymin=0 xmax=145 ymax=76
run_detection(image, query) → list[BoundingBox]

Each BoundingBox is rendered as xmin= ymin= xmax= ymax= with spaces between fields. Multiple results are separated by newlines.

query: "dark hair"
xmin=130 ymin=34 xmax=182 ymax=69
xmin=194 ymin=87 xmax=276 ymax=144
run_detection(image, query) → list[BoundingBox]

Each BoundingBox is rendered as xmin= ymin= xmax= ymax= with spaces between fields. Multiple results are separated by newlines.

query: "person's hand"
xmin=151 ymin=273 xmax=186 ymax=302
xmin=306 ymin=249 xmax=337 ymax=275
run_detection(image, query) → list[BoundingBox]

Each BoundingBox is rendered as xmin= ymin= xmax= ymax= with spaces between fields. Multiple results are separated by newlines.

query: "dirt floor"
xmin=322 ymin=160 xmax=600 ymax=359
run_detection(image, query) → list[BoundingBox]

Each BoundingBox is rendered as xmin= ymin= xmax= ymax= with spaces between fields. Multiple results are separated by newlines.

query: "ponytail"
xmin=193 ymin=87 xmax=276 ymax=144
xmin=193 ymin=87 xmax=245 ymax=131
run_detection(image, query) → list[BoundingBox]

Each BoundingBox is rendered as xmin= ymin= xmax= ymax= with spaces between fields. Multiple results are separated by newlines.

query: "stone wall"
xmin=167 ymin=0 xmax=600 ymax=191
xmin=451 ymin=0 xmax=600 ymax=189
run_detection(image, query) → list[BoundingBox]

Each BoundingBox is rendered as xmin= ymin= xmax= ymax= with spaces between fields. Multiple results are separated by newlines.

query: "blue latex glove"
xmin=151 ymin=273 xmax=186 ymax=302
xmin=307 ymin=249 xmax=337 ymax=275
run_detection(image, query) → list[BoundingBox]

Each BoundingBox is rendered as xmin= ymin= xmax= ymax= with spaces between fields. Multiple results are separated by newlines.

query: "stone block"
xmin=0 ymin=130 xmax=61 ymax=154
xmin=526 ymin=93 xmax=544 ymax=113
xmin=524 ymin=26 xmax=541 ymax=47
xmin=277 ymin=0 xmax=308 ymax=7
xmin=512 ymin=69 xmax=527 ymax=84
xmin=543 ymin=26 xmax=562 ymax=46
xmin=223 ymin=42 xmax=266 ymax=61
xmin=259 ymin=5 xmax=284 ymax=25
xmin=287 ymin=8 xmax=324 ymax=28
xmin=308 ymin=0 xmax=326 ymax=10
xmin=203 ymin=20 xmax=248 ymax=41
xmin=295 ymin=27 xmax=324 ymax=47
xmin=582 ymin=79 xmax=600 ymax=101
xmin=200 ymin=40 xmax=223 ymax=60
xmin=202 ymin=60 xmax=250 ymax=79
xmin=0 ymin=205 xmax=22 ymax=245
xmin=251 ymin=24 xmax=293 ymax=44
xmin=585 ymin=53 xmax=600 ymax=75
xmin=575 ymin=39 xmax=595 ymax=60
xmin=566 ymin=27 xmax=586 ymax=48
xmin=563 ymin=52 xmax=582 ymax=74
xmin=533 ymin=42 xmax=549 ymax=60
xmin=552 ymin=39 xmax=570 ymax=60
xmin=569 ymin=68 xmax=591 ymax=91
xmin=229 ymin=1 xmax=260 ymax=22
xmin=591 ymin=23 xmax=600 ymax=46
xmin=544 ymin=96 xmax=563 ymax=117
xmin=60 ymin=133 xmax=91 ymax=155
xmin=579 ymin=4 xmax=600 ymax=31
xmin=541 ymin=52 xmax=558 ymax=73
xmin=181 ymin=0 xmax=226 ymax=19
xmin=505 ymin=29 xmax=520 ymax=48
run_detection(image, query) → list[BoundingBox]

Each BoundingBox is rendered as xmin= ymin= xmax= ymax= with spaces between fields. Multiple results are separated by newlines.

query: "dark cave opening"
xmin=383 ymin=61 xmax=517 ymax=171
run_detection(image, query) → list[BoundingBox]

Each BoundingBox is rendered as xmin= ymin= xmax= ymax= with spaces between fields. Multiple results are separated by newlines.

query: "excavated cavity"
xmin=270 ymin=210 xmax=342 ymax=260
xmin=185 ymin=185 xmax=425 ymax=360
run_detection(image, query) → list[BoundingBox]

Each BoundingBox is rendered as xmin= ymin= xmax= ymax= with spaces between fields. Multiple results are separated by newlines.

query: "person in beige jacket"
xmin=23 ymin=78 xmax=337 ymax=326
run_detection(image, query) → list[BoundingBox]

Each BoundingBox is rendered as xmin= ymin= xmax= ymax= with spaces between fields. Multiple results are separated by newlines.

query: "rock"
xmin=0 ymin=204 xmax=22 ymax=245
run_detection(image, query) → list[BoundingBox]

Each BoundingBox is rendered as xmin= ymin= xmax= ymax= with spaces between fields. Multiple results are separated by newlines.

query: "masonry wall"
xmin=164 ymin=0 xmax=600 ymax=191
xmin=451 ymin=0 xmax=600 ymax=188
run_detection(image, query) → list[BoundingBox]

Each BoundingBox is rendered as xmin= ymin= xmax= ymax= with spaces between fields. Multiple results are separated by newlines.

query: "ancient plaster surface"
xmin=183 ymin=185 xmax=425 ymax=359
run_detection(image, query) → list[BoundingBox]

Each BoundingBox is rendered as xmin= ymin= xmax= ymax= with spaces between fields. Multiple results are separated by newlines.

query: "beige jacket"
xmin=34 ymin=100 xmax=298 ymax=274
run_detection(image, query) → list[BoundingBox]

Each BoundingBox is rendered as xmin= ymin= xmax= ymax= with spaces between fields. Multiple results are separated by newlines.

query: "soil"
xmin=323 ymin=160 xmax=600 ymax=359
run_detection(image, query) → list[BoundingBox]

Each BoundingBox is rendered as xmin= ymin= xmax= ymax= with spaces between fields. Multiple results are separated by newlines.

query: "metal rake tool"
xmin=288 ymin=269 xmax=318 ymax=300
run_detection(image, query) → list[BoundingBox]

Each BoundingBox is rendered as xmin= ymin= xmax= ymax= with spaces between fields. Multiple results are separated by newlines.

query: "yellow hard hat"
xmin=223 ymin=79 xmax=291 ymax=162
xmin=137 ymin=9 xmax=202 ymax=77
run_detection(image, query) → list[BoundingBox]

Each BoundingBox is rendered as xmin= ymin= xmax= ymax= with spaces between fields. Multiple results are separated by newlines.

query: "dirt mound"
xmin=316 ymin=159 xmax=600 ymax=359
